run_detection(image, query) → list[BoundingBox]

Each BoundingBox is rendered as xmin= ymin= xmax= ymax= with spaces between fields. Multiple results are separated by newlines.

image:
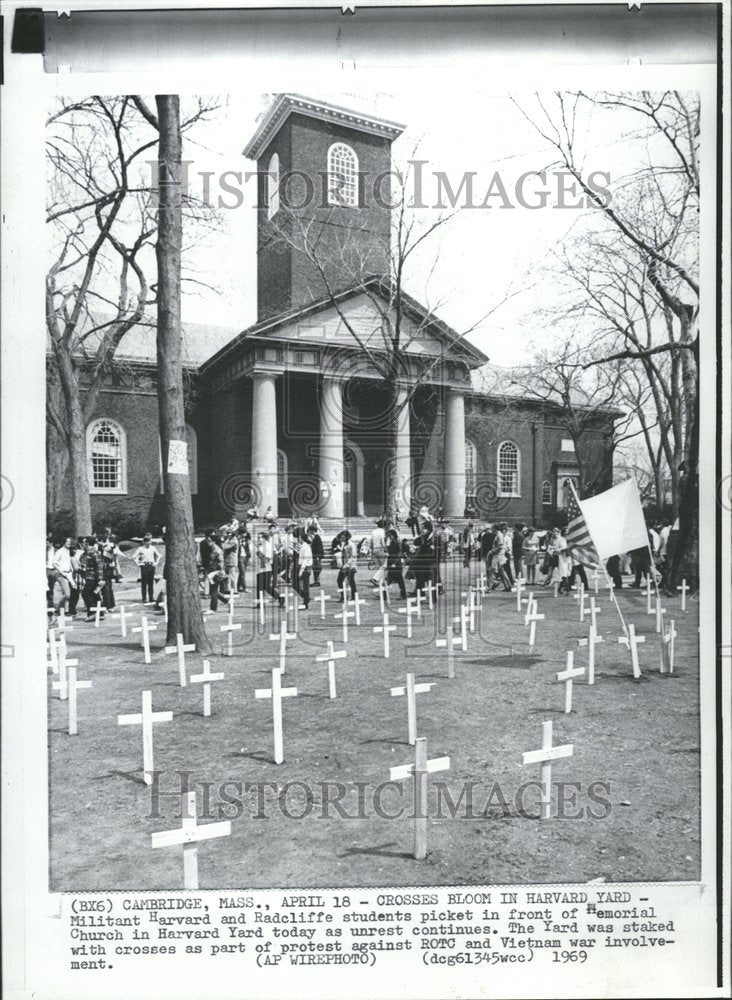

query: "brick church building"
xmin=50 ymin=94 xmax=617 ymax=533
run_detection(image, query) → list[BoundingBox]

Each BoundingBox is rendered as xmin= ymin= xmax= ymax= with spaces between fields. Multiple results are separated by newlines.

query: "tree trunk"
xmin=155 ymin=95 xmax=211 ymax=652
xmin=668 ymin=349 xmax=699 ymax=593
xmin=55 ymin=349 xmax=93 ymax=535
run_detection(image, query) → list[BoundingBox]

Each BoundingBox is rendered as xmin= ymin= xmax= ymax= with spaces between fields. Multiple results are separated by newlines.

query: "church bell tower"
xmin=243 ymin=94 xmax=405 ymax=322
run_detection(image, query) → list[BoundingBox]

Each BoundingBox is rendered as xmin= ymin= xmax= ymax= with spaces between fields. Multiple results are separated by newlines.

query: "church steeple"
xmin=243 ymin=94 xmax=405 ymax=322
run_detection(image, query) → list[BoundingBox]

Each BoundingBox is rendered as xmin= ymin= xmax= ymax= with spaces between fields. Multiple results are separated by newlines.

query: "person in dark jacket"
xmin=80 ymin=537 xmax=106 ymax=620
xmin=310 ymin=529 xmax=324 ymax=585
xmin=385 ymin=528 xmax=407 ymax=599
xmin=409 ymin=523 xmax=436 ymax=597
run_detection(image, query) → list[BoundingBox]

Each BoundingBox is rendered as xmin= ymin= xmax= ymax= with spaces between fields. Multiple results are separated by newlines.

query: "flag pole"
xmin=569 ymin=480 xmax=628 ymax=637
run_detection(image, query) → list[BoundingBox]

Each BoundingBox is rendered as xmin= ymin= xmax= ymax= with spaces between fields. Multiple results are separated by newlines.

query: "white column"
xmin=444 ymin=390 xmax=466 ymax=518
xmin=395 ymin=384 xmax=411 ymax=509
xmin=319 ymin=378 xmax=344 ymax=518
xmin=252 ymin=372 xmax=279 ymax=517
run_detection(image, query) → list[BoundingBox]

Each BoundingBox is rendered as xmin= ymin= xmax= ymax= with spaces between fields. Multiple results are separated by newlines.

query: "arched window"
xmin=541 ymin=480 xmax=552 ymax=505
xmin=158 ymin=424 xmax=198 ymax=495
xmin=327 ymin=142 xmax=358 ymax=207
xmin=87 ymin=419 xmax=126 ymax=494
xmin=497 ymin=441 xmax=520 ymax=497
xmin=465 ymin=439 xmax=477 ymax=498
xmin=267 ymin=152 xmax=280 ymax=219
xmin=277 ymin=449 xmax=288 ymax=498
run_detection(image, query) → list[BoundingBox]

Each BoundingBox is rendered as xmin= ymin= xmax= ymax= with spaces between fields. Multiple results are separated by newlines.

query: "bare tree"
xmin=46 ymin=95 xmax=218 ymax=536
xmin=515 ymin=90 xmax=699 ymax=588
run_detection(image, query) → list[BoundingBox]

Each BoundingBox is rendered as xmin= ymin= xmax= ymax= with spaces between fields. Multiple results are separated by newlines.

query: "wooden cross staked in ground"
xmin=316 ymin=641 xmax=347 ymax=699
xmin=453 ymin=605 xmax=469 ymax=651
xmin=52 ymin=645 xmax=79 ymax=701
xmin=556 ymin=651 xmax=584 ymax=714
xmin=423 ymin=581 xmax=439 ymax=610
xmin=373 ymin=613 xmax=397 ymax=658
xmin=255 ymin=667 xmax=298 ymax=764
xmin=334 ymin=600 xmax=355 ymax=643
xmin=661 ymin=619 xmax=677 ymax=675
xmin=118 ymin=690 xmax=173 ymax=785
xmin=47 ymin=631 xmax=59 ymax=674
xmin=109 ymin=604 xmax=136 ymax=638
xmin=521 ymin=719 xmax=574 ymax=820
xmin=390 ymin=672 xmax=435 ymax=745
xmin=269 ymin=620 xmax=296 ymax=672
xmin=436 ymin=626 xmax=463 ymax=679
xmin=93 ymin=600 xmax=104 ymax=628
xmin=390 ymin=737 xmax=450 ymax=860
xmin=677 ymin=579 xmax=689 ymax=612
xmin=525 ymin=602 xmax=545 ymax=651
xmin=316 ymin=588 xmax=331 ymax=620
xmin=57 ymin=664 xmax=91 ymax=735
xmin=151 ymin=791 xmax=231 ymax=890
xmin=577 ymin=625 xmax=604 ymax=685
xmin=132 ymin=616 xmax=157 ymax=665
xmin=350 ymin=593 xmax=367 ymax=627
xmin=523 ymin=593 xmax=536 ymax=626
xmin=397 ymin=597 xmax=418 ymax=639
xmin=165 ymin=633 xmax=196 ymax=687
xmin=220 ymin=621 xmax=242 ymax=657
xmin=189 ymin=660 xmax=225 ymax=717
xmin=655 ymin=597 xmax=667 ymax=634
xmin=618 ymin=623 xmax=645 ymax=679
xmin=589 ymin=597 xmax=602 ymax=631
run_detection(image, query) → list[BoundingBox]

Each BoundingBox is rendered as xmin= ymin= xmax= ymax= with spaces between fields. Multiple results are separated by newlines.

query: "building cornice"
xmin=243 ymin=93 xmax=406 ymax=161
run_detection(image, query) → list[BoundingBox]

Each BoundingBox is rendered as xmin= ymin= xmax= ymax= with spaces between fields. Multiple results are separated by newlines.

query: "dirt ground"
xmin=48 ymin=557 xmax=700 ymax=891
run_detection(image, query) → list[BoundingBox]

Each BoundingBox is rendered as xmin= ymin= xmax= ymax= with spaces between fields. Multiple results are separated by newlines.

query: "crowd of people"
xmin=45 ymin=504 xmax=679 ymax=625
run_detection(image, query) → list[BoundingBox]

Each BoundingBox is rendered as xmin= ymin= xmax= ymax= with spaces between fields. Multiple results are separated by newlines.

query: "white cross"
xmin=514 ymin=578 xmax=525 ymax=612
xmin=436 ymin=627 xmax=463 ymax=679
xmin=618 ymin=623 xmax=645 ymax=679
xmin=461 ymin=589 xmax=479 ymax=632
xmin=283 ymin=586 xmax=299 ymax=632
xmin=316 ymin=589 xmax=331 ymax=620
xmin=109 ymin=605 xmax=134 ymax=638
xmin=578 ymin=585 xmax=588 ymax=623
xmin=164 ymin=633 xmax=196 ymax=687
xmin=190 ymin=659 xmax=225 ymax=717
xmin=255 ymin=667 xmax=298 ymax=764
xmin=351 ymin=593 xmax=367 ymax=626
xmin=54 ymin=608 xmax=72 ymax=633
xmin=523 ymin=593 xmax=536 ymax=626
xmin=93 ymin=600 xmax=104 ymax=627
xmin=51 ymin=653 xmax=80 ymax=704
xmin=390 ymin=672 xmax=435 ymax=745
xmin=390 ymin=737 xmax=450 ymax=860
xmin=47 ymin=630 xmax=59 ymax=674
xmin=269 ymin=620 xmax=296 ymax=672
xmin=397 ymin=597 xmax=417 ymax=639
xmin=646 ymin=577 xmax=653 ymax=614
xmin=132 ymin=616 xmax=157 ymax=664
xmin=556 ymin=651 xmax=584 ymax=714
xmin=661 ymin=619 xmax=677 ymax=675
xmin=525 ymin=602 xmax=545 ymax=651
xmin=118 ymin=690 xmax=173 ymax=785
xmin=522 ymin=719 xmax=574 ymax=820
xmin=59 ymin=664 xmax=92 ymax=735
xmin=413 ymin=590 xmax=424 ymax=618
xmin=677 ymin=579 xmax=689 ymax=612
xmin=373 ymin=613 xmax=397 ymax=658
xmin=334 ymin=602 xmax=355 ymax=642
xmin=220 ymin=621 xmax=242 ymax=657
xmin=577 ymin=625 xmax=604 ymax=685
xmin=151 ymin=791 xmax=231 ymax=890
xmin=477 ymin=573 xmax=488 ymax=597
xmin=589 ymin=597 xmax=602 ymax=631
xmin=316 ymin=641 xmax=347 ymax=699
xmin=423 ymin=581 xmax=439 ymax=610
xmin=452 ymin=606 xmax=469 ymax=651
xmin=655 ymin=598 xmax=667 ymax=634
xmin=377 ymin=582 xmax=388 ymax=615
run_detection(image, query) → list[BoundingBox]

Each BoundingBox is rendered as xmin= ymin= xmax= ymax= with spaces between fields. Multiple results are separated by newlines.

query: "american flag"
xmin=565 ymin=485 xmax=601 ymax=568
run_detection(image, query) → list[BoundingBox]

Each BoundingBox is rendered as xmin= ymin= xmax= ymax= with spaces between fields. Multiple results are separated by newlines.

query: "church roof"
xmin=243 ymin=93 xmax=406 ymax=160
xmin=471 ymin=363 xmax=624 ymax=415
xmin=200 ymin=277 xmax=489 ymax=374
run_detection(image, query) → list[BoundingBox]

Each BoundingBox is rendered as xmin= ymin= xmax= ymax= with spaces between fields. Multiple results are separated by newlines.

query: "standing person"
xmin=255 ymin=530 xmax=285 ymax=607
xmin=462 ymin=522 xmax=475 ymax=569
xmin=488 ymin=524 xmax=512 ymax=591
xmin=80 ymin=537 xmax=106 ymax=621
xmin=198 ymin=528 xmax=215 ymax=596
xmin=369 ymin=519 xmax=387 ymax=588
xmin=556 ymin=528 xmax=572 ymax=594
xmin=310 ymin=525 xmax=324 ymax=586
xmin=336 ymin=531 xmax=358 ymax=601
xmin=101 ymin=526 xmax=123 ymax=581
xmin=46 ymin=533 xmax=57 ymax=607
xmin=296 ymin=530 xmax=313 ymax=610
xmin=51 ymin=537 xmax=76 ymax=621
xmin=657 ymin=519 xmax=672 ymax=590
xmin=630 ymin=543 xmax=652 ymax=588
xmin=133 ymin=533 xmax=161 ymax=604
xmin=512 ymin=524 xmax=525 ymax=579
xmin=222 ymin=529 xmax=239 ymax=597
xmin=409 ymin=522 xmax=435 ymax=597
xmin=405 ymin=507 xmax=419 ymax=538
xmin=522 ymin=527 xmax=540 ymax=585
xmin=236 ymin=523 xmax=251 ymax=592
xmin=568 ymin=557 xmax=589 ymax=591
xmin=500 ymin=524 xmax=515 ymax=587
xmin=384 ymin=528 xmax=407 ymax=599
xmin=606 ymin=554 xmax=624 ymax=589
xmin=207 ymin=534 xmax=229 ymax=612
xmin=543 ymin=529 xmax=561 ymax=586
xmin=100 ymin=535 xmax=121 ymax=610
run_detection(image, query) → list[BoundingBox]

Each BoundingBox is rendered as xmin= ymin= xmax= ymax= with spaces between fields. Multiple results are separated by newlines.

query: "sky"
xmin=167 ymin=88 xmax=650 ymax=367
